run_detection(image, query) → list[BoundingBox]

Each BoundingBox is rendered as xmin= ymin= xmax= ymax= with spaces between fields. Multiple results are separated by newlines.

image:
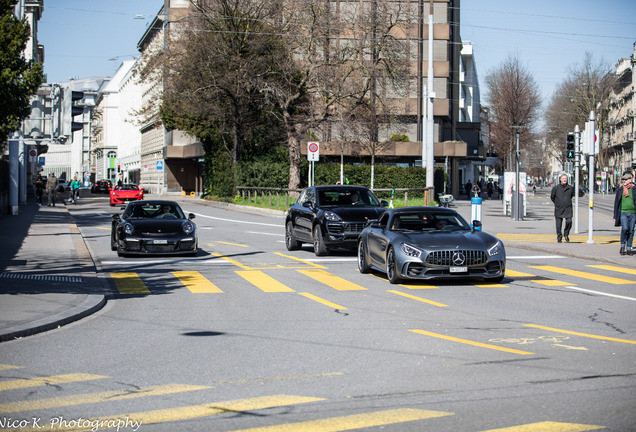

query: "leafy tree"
xmin=484 ymin=54 xmax=542 ymax=170
xmin=0 ymin=0 xmax=43 ymax=150
xmin=544 ymin=53 xmax=615 ymax=169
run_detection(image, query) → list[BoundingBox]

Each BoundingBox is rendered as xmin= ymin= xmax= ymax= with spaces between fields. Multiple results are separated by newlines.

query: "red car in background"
xmin=110 ymin=184 xmax=144 ymax=206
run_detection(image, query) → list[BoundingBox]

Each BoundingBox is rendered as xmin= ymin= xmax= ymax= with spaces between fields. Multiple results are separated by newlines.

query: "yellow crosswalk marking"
xmin=587 ymin=264 xmax=636 ymax=275
xmin=480 ymin=420 xmax=604 ymax=431
xmin=236 ymin=271 xmax=295 ymax=292
xmin=475 ymin=283 xmax=507 ymax=288
xmin=110 ymin=272 xmax=150 ymax=294
xmin=11 ymin=395 xmax=324 ymax=432
xmin=399 ymin=282 xmax=438 ymax=289
xmin=274 ymin=252 xmax=327 ymax=269
xmin=298 ymin=269 xmax=367 ymax=291
xmin=0 ymin=383 xmax=209 ymax=413
xmin=524 ymin=324 xmax=636 ymax=345
xmin=409 ymin=330 xmax=534 ymax=355
xmin=530 ymin=266 xmax=636 ymax=285
xmin=0 ymin=365 xmax=21 ymax=371
xmin=228 ymin=408 xmax=454 ymax=432
xmin=173 ymin=271 xmax=223 ymax=293
xmin=0 ymin=373 xmax=108 ymax=391
xmin=299 ymin=292 xmax=346 ymax=309
xmin=506 ymin=270 xmax=535 ymax=277
xmin=387 ymin=290 xmax=448 ymax=307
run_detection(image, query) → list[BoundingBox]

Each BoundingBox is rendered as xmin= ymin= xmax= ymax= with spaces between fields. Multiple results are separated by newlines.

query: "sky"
xmin=38 ymin=0 xmax=636 ymax=105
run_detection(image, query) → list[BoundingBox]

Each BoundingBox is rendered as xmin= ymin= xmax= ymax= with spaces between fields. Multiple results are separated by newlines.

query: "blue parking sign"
xmin=156 ymin=161 xmax=163 ymax=170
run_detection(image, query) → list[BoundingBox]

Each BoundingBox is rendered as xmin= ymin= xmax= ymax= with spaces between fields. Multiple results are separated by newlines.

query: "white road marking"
xmin=564 ymin=286 xmax=636 ymax=302
xmin=507 ymin=255 xmax=565 ymax=259
xmin=192 ymin=213 xmax=280 ymax=228
xmin=101 ymin=258 xmax=230 ymax=266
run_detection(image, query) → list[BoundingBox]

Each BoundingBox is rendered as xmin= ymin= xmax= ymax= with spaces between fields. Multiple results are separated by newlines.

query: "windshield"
xmin=317 ymin=189 xmax=381 ymax=206
xmin=124 ymin=203 xmax=185 ymax=219
xmin=115 ymin=184 xmax=140 ymax=191
xmin=390 ymin=212 xmax=471 ymax=232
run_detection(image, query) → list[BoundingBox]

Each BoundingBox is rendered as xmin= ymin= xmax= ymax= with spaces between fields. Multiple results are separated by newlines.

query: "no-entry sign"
xmin=307 ymin=141 xmax=319 ymax=161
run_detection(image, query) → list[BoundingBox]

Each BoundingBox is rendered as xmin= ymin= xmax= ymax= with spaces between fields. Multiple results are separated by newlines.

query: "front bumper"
xmin=118 ymin=237 xmax=197 ymax=255
xmin=398 ymin=249 xmax=506 ymax=280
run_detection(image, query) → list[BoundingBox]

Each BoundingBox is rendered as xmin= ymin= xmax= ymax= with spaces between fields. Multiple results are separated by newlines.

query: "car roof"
xmin=389 ymin=206 xmax=457 ymax=215
xmin=128 ymin=200 xmax=179 ymax=206
xmin=311 ymin=185 xmax=371 ymax=191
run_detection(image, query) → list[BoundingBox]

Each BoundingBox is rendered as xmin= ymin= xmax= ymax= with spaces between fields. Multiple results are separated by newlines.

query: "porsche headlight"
xmin=401 ymin=242 xmax=422 ymax=258
xmin=488 ymin=241 xmax=503 ymax=257
xmin=123 ymin=223 xmax=135 ymax=235
xmin=182 ymin=221 xmax=195 ymax=235
xmin=324 ymin=211 xmax=342 ymax=222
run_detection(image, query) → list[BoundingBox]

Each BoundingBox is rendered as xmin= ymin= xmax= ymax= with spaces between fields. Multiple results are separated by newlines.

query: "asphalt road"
xmin=0 ymin=195 xmax=634 ymax=432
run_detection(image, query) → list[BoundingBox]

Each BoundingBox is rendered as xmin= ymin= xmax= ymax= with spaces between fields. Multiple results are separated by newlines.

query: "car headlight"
xmin=401 ymin=242 xmax=422 ymax=258
xmin=324 ymin=211 xmax=342 ymax=222
xmin=182 ymin=221 xmax=195 ymax=234
xmin=123 ymin=223 xmax=135 ymax=235
xmin=488 ymin=241 xmax=503 ymax=257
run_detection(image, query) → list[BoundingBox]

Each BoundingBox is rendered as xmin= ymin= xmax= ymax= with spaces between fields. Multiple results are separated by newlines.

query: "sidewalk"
xmin=0 ymin=198 xmax=107 ymax=342
xmin=0 ymin=190 xmax=629 ymax=342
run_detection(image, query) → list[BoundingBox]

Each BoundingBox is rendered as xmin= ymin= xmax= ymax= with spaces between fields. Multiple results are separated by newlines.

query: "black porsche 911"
xmin=111 ymin=200 xmax=198 ymax=257
xmin=285 ymin=185 xmax=388 ymax=256
xmin=357 ymin=207 xmax=505 ymax=284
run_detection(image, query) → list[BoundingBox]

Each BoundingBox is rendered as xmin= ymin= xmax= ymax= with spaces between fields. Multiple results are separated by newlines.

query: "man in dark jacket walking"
xmin=550 ymin=174 xmax=575 ymax=243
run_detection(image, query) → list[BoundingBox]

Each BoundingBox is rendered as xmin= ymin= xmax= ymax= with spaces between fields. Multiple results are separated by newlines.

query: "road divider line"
xmin=524 ymin=324 xmax=636 ymax=345
xmin=215 ymin=241 xmax=249 ymax=247
xmin=298 ymin=269 xmax=367 ymax=291
xmin=387 ymin=290 xmax=448 ymax=307
xmin=299 ymin=292 xmax=347 ymax=310
xmin=529 ymin=265 xmax=636 ymax=285
xmin=173 ymin=271 xmax=223 ymax=293
xmin=236 ymin=271 xmax=295 ymax=292
xmin=0 ymin=383 xmax=210 ymax=413
xmin=9 ymin=394 xmax=325 ymax=432
xmin=110 ymin=272 xmax=150 ymax=295
xmin=480 ymin=420 xmax=604 ymax=432
xmin=211 ymin=253 xmax=252 ymax=270
xmin=0 ymin=365 xmax=21 ymax=371
xmin=409 ymin=330 xmax=534 ymax=355
xmin=0 ymin=373 xmax=109 ymax=391
xmin=228 ymin=408 xmax=454 ymax=432
xmin=274 ymin=252 xmax=328 ymax=269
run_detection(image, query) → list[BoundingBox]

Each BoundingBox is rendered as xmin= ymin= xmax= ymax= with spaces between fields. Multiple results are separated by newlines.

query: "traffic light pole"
xmin=587 ymin=111 xmax=595 ymax=244
xmin=574 ymin=125 xmax=580 ymax=234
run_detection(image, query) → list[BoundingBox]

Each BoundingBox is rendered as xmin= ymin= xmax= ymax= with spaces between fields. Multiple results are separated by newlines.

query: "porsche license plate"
xmin=449 ymin=266 xmax=467 ymax=273
xmin=152 ymin=240 xmax=168 ymax=244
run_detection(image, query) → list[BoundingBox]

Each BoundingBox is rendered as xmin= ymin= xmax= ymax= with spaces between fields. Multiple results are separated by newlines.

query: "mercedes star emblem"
xmin=452 ymin=252 xmax=465 ymax=266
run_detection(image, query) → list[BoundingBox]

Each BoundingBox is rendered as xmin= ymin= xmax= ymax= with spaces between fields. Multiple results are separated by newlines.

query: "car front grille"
xmin=326 ymin=222 xmax=366 ymax=235
xmin=426 ymin=250 xmax=488 ymax=266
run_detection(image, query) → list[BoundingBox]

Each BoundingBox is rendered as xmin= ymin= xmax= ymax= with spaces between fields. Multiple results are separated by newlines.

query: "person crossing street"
xmin=550 ymin=174 xmax=575 ymax=243
xmin=69 ymin=176 xmax=81 ymax=204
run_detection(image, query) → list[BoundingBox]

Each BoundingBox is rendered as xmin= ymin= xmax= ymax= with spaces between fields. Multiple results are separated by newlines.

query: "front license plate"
xmin=152 ymin=240 xmax=168 ymax=244
xmin=449 ymin=266 xmax=467 ymax=273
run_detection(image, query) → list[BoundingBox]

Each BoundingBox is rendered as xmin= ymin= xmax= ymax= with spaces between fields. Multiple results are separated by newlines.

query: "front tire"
xmin=110 ymin=231 xmax=117 ymax=251
xmin=357 ymin=240 xmax=371 ymax=274
xmin=285 ymin=221 xmax=301 ymax=251
xmin=313 ymin=224 xmax=329 ymax=256
xmin=386 ymin=247 xmax=401 ymax=284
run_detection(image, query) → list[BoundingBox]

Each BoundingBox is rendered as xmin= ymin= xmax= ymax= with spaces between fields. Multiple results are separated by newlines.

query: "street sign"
xmin=38 ymin=156 xmax=45 ymax=166
xmin=156 ymin=160 xmax=164 ymax=170
xmin=28 ymin=148 xmax=37 ymax=163
xmin=307 ymin=141 xmax=319 ymax=161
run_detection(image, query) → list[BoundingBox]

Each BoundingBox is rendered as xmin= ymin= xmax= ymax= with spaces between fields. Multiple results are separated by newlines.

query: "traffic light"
xmin=71 ymin=91 xmax=84 ymax=133
xmin=566 ymin=133 xmax=575 ymax=159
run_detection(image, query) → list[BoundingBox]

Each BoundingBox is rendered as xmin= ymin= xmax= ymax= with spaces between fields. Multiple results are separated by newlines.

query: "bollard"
xmin=471 ymin=197 xmax=482 ymax=230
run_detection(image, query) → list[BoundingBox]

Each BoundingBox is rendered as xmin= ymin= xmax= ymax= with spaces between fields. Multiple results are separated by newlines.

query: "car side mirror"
xmin=368 ymin=220 xmax=382 ymax=228
xmin=380 ymin=200 xmax=389 ymax=207
xmin=302 ymin=201 xmax=314 ymax=210
xmin=112 ymin=214 xmax=121 ymax=221
xmin=189 ymin=213 xmax=196 ymax=220
xmin=472 ymin=220 xmax=482 ymax=230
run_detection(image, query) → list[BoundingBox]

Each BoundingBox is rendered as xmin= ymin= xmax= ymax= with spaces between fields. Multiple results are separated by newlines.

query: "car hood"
xmin=328 ymin=206 xmax=386 ymax=222
xmin=126 ymin=219 xmax=192 ymax=234
xmin=399 ymin=230 xmax=499 ymax=250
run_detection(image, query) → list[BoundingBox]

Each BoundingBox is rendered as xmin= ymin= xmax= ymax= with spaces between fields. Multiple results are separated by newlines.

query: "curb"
xmin=0 ymin=294 xmax=106 ymax=342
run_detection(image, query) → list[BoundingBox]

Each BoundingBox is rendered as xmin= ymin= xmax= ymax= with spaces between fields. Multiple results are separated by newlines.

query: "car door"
xmin=367 ymin=212 xmax=391 ymax=266
xmin=292 ymin=188 xmax=316 ymax=241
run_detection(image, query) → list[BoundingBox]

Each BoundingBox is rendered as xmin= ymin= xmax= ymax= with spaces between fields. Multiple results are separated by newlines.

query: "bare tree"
xmin=485 ymin=54 xmax=542 ymax=170
xmin=544 ymin=53 xmax=615 ymax=169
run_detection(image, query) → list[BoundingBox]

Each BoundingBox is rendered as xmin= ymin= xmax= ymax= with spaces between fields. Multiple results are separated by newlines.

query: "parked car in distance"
xmin=110 ymin=184 xmax=144 ymax=206
xmin=357 ymin=207 xmax=506 ymax=284
xmin=57 ymin=178 xmax=68 ymax=192
xmin=285 ymin=185 xmax=388 ymax=256
xmin=92 ymin=179 xmax=112 ymax=193
xmin=111 ymin=200 xmax=197 ymax=257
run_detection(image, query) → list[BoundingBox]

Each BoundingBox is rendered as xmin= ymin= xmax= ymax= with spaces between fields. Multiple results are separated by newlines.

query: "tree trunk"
xmin=287 ymin=130 xmax=302 ymax=190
